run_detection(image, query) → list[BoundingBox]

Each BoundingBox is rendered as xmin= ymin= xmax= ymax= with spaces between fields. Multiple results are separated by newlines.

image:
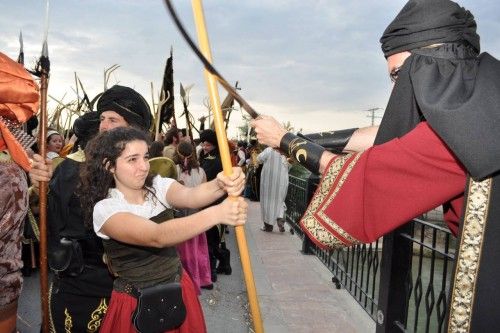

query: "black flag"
xmin=159 ymin=48 xmax=175 ymax=128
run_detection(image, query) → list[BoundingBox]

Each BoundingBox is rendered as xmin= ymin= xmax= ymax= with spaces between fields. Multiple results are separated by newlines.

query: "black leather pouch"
xmin=49 ymin=237 xmax=84 ymax=277
xmin=131 ymin=282 xmax=186 ymax=333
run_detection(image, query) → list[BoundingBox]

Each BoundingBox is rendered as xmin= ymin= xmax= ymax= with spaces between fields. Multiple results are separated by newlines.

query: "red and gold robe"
xmin=300 ymin=121 xmax=467 ymax=249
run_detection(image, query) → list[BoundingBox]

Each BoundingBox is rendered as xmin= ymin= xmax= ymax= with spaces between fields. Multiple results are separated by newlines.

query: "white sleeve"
xmin=153 ymin=175 xmax=176 ymax=207
xmin=93 ymin=199 xmax=120 ymax=240
xmin=257 ymin=147 xmax=270 ymax=163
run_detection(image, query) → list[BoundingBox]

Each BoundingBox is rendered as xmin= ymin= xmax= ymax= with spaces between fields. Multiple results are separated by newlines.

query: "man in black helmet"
xmin=29 ymin=85 xmax=153 ymax=332
xmin=252 ymin=1 xmax=500 ymax=331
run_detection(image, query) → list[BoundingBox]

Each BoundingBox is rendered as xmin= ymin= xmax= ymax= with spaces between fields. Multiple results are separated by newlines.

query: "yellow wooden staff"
xmin=191 ymin=1 xmax=264 ymax=332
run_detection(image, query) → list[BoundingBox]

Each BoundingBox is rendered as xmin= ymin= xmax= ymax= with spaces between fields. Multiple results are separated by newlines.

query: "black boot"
xmin=216 ymin=245 xmax=232 ymax=275
xmin=210 ymin=255 xmax=218 ymax=282
xmin=206 ymin=226 xmax=220 ymax=282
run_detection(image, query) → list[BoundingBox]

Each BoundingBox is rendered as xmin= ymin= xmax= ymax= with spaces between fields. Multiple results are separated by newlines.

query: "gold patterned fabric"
xmin=300 ymin=153 xmax=363 ymax=249
xmin=448 ymin=177 xmax=492 ymax=333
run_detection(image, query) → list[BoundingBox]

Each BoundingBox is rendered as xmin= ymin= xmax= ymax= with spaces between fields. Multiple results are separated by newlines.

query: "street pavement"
xmin=17 ymin=199 xmax=375 ymax=332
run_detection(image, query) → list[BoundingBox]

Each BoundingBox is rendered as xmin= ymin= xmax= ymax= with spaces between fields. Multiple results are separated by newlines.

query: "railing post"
xmin=301 ymin=235 xmax=314 ymax=255
xmin=300 ymin=173 xmax=320 ymax=255
xmin=376 ymin=223 xmax=414 ymax=333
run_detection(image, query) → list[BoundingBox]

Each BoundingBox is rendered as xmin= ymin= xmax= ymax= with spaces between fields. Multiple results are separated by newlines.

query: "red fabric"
xmin=99 ymin=271 xmax=207 ymax=333
xmin=301 ymin=122 xmax=466 ymax=247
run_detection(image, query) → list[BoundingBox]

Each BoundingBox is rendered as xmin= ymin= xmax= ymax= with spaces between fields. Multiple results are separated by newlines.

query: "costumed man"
xmin=251 ymin=0 xmax=500 ymax=331
xmin=257 ymin=147 xmax=290 ymax=233
xmin=199 ymin=129 xmax=232 ymax=281
xmin=0 ymin=52 xmax=39 ymax=333
xmin=244 ymin=139 xmax=262 ymax=201
xmin=29 ymin=85 xmax=152 ymax=332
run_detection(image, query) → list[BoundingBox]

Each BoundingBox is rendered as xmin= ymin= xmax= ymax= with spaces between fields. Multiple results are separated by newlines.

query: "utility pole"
xmin=365 ymin=107 xmax=383 ymax=126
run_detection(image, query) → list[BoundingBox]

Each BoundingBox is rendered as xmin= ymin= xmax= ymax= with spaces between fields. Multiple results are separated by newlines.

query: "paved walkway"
xmin=17 ymin=199 xmax=375 ymax=332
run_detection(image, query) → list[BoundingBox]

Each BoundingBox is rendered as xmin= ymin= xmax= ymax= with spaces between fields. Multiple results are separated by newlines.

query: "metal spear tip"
xmin=17 ymin=30 xmax=24 ymax=65
xmin=19 ymin=31 xmax=24 ymax=50
xmin=41 ymin=41 xmax=49 ymax=58
xmin=180 ymin=83 xmax=186 ymax=98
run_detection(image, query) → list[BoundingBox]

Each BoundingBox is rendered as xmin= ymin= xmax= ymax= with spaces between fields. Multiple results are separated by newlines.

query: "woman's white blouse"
xmin=93 ymin=175 xmax=176 ymax=239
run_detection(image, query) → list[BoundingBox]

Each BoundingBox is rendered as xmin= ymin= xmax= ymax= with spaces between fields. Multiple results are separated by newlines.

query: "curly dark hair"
xmin=78 ymin=127 xmax=154 ymax=227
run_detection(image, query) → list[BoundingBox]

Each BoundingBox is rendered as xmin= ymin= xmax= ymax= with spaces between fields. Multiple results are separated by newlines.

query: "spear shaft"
xmin=37 ymin=1 xmax=51 ymax=330
xmin=182 ymin=100 xmax=194 ymax=143
xmin=38 ymin=40 xmax=50 ymax=333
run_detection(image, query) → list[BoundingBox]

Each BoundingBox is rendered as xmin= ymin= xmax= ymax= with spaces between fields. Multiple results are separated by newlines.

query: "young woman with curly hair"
xmin=79 ymin=127 xmax=247 ymax=333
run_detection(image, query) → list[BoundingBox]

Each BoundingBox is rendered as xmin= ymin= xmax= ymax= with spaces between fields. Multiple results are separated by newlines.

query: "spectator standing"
xmin=257 ymin=147 xmax=289 ymax=232
xmin=174 ymin=141 xmax=212 ymax=292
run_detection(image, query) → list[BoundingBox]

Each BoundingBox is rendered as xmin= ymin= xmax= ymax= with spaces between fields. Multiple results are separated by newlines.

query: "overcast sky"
xmin=1 ymin=0 xmax=499 ymax=138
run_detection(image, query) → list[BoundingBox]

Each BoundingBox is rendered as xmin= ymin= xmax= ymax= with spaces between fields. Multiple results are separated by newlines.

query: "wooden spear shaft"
xmin=38 ymin=54 xmax=50 ymax=333
xmin=183 ymin=102 xmax=194 ymax=143
xmin=191 ymin=2 xmax=264 ymax=332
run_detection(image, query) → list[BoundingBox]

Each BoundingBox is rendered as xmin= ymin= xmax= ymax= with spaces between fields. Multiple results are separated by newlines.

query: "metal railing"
xmin=285 ymin=167 xmax=456 ymax=333
xmin=394 ymin=219 xmax=456 ymax=333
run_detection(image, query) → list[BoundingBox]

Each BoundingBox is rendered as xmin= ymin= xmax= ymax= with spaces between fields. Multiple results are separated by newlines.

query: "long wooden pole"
xmin=191 ymin=2 xmax=264 ymax=332
xmin=38 ymin=41 xmax=50 ymax=333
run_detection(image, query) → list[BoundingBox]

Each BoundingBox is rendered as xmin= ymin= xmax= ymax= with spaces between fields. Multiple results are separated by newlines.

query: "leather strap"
xmin=280 ymin=132 xmax=326 ymax=174
xmin=114 ymin=273 xmax=182 ymax=298
xmin=298 ymin=128 xmax=358 ymax=154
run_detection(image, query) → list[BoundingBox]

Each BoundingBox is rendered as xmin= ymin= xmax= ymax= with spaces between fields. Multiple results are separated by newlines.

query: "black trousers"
xmin=49 ymin=268 xmax=111 ymax=333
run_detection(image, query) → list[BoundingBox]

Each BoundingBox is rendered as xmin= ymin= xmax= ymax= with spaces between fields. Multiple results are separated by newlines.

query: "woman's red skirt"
xmin=99 ymin=271 xmax=207 ymax=333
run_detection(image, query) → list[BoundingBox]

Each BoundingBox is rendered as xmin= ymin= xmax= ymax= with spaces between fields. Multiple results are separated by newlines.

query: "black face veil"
xmin=377 ymin=0 xmax=500 ymax=180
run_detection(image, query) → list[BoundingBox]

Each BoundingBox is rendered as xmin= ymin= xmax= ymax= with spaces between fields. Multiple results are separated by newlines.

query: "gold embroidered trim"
xmin=448 ymin=177 xmax=492 ymax=333
xmin=64 ymin=307 xmax=73 ymax=333
xmin=301 ymin=153 xmax=363 ymax=249
xmin=87 ymin=298 xmax=108 ymax=332
xmin=48 ymin=283 xmax=56 ymax=333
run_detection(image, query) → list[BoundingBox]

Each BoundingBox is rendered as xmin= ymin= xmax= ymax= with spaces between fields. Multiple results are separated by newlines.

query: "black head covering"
xmin=96 ymin=85 xmax=152 ymax=131
xmin=380 ymin=0 xmax=479 ymax=58
xmin=200 ymin=129 xmax=218 ymax=147
xmin=72 ymin=111 xmax=100 ymax=150
xmin=377 ymin=1 xmax=500 ymax=180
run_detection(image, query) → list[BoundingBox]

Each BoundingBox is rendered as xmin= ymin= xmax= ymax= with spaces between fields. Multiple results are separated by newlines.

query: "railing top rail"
xmin=412 ymin=218 xmax=453 ymax=234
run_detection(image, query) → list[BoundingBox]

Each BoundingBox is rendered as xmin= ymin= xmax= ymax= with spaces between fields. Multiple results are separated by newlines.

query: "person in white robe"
xmin=257 ymin=147 xmax=289 ymax=232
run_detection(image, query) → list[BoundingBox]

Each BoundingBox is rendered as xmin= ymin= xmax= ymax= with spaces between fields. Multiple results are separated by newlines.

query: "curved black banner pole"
xmin=163 ymin=0 xmax=259 ymax=119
